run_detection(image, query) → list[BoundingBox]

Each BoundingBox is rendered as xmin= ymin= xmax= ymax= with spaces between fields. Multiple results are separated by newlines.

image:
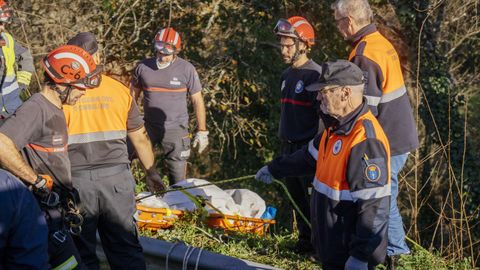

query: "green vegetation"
xmin=11 ymin=0 xmax=480 ymax=268
xmin=138 ymin=211 xmax=476 ymax=269
xmin=143 ymin=211 xmax=316 ymax=269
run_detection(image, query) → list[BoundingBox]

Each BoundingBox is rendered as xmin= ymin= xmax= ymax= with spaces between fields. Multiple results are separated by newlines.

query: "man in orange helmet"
xmin=269 ymin=16 xmax=323 ymax=255
xmin=130 ymin=27 xmax=208 ymax=184
xmin=0 ymin=0 xmax=35 ymax=123
xmin=63 ymin=32 xmax=165 ymax=270
xmin=0 ymin=44 xmax=101 ymax=269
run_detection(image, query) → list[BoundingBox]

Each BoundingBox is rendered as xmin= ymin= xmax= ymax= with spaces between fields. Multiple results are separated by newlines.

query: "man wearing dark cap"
xmin=63 ymin=32 xmax=165 ymax=270
xmin=256 ymin=60 xmax=391 ymax=270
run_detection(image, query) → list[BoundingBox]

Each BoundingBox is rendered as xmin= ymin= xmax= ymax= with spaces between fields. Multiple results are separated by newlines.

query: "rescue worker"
xmin=63 ymin=32 xmax=165 ymax=270
xmin=272 ymin=16 xmax=322 ymax=254
xmin=0 ymin=0 xmax=34 ymax=123
xmin=256 ymin=60 xmax=391 ymax=270
xmin=130 ymin=27 xmax=208 ymax=184
xmin=0 ymin=169 xmax=49 ymax=269
xmin=0 ymin=44 xmax=101 ymax=269
xmin=331 ymin=0 xmax=419 ymax=265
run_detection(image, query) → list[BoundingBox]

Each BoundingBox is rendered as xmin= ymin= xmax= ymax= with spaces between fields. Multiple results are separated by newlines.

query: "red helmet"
xmin=42 ymin=45 xmax=102 ymax=89
xmin=274 ymin=16 xmax=315 ymax=47
xmin=0 ymin=0 xmax=13 ymax=24
xmin=154 ymin=27 xmax=181 ymax=54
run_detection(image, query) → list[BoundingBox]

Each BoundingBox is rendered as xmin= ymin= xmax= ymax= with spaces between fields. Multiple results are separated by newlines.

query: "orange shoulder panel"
xmin=351 ymin=32 xmax=405 ymax=94
xmin=63 ymin=75 xmax=132 ymax=135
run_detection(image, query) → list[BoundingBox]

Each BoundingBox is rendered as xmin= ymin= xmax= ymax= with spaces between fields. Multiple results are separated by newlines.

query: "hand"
xmin=344 ymin=256 xmax=368 ymax=270
xmin=255 ymin=166 xmax=273 ymax=184
xmin=192 ymin=131 xmax=209 ymax=154
xmin=31 ymin=174 xmax=53 ymax=198
xmin=145 ymin=170 xmax=167 ymax=193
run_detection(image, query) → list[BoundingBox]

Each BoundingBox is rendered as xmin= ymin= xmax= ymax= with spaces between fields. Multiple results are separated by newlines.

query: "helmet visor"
xmin=0 ymin=7 xmax=13 ymax=23
xmin=73 ymin=65 xmax=103 ymax=89
xmin=154 ymin=41 xmax=175 ymax=55
xmin=274 ymin=19 xmax=297 ymax=37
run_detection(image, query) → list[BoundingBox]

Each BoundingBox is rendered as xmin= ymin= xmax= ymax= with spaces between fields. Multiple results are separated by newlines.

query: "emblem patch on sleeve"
xmin=332 ymin=139 xmax=342 ymax=155
xmin=365 ymin=164 xmax=381 ymax=182
xmin=294 ymin=80 xmax=304 ymax=93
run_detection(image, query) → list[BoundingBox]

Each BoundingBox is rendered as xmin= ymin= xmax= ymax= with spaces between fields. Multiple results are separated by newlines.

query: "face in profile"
xmin=334 ymin=10 xmax=351 ymax=40
xmin=317 ymin=86 xmax=345 ymax=118
xmin=279 ymin=36 xmax=296 ymax=64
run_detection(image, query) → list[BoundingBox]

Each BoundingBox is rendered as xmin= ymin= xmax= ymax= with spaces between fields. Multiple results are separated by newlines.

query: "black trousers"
xmin=71 ymin=164 xmax=146 ymax=270
xmin=280 ymin=141 xmax=313 ymax=244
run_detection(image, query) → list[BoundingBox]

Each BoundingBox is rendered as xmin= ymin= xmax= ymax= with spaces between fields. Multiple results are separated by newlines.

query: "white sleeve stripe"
xmin=308 ymin=139 xmax=318 ymax=160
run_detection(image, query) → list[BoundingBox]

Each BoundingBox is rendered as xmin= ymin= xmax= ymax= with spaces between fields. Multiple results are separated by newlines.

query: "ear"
xmin=342 ymin=87 xmax=352 ymax=101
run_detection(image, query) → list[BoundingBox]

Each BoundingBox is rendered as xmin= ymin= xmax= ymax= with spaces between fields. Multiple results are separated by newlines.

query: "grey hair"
xmin=331 ymin=0 xmax=373 ymax=26
xmin=350 ymin=84 xmax=365 ymax=93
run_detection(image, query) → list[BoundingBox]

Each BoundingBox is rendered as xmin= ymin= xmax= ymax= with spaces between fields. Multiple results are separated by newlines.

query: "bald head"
xmin=331 ymin=0 xmax=373 ymax=27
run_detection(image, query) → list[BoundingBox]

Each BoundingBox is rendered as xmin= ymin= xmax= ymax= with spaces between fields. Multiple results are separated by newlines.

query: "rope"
xmin=165 ymin=242 xmax=180 ymax=270
xmin=148 ymin=173 xmax=430 ymax=262
xmin=273 ymin=179 xmax=312 ymax=229
xmin=182 ymin=246 xmax=194 ymax=270
xmin=405 ymin=235 xmax=428 ymax=252
xmin=194 ymin=248 xmax=203 ymax=270
xmin=136 ymin=175 xmax=255 ymax=202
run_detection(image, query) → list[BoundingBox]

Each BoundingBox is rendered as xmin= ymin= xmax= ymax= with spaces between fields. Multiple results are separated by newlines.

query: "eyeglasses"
xmin=154 ymin=41 xmax=175 ymax=55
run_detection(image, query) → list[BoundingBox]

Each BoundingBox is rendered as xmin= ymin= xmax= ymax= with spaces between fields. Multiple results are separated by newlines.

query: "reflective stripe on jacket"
xmin=0 ymin=32 xmax=34 ymax=116
xmin=63 ymin=75 xmax=144 ymax=170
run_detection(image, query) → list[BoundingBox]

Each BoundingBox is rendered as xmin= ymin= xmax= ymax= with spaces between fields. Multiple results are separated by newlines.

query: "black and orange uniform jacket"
xmin=0 ymin=93 xmax=72 ymax=191
xmin=279 ymin=59 xmax=322 ymax=142
xmin=63 ymin=75 xmax=144 ymax=170
xmin=349 ymin=24 xmax=418 ymax=156
xmin=268 ymin=101 xmax=391 ymax=265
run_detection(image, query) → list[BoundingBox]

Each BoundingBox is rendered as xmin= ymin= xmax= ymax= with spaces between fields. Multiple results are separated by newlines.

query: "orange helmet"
xmin=154 ymin=27 xmax=181 ymax=54
xmin=42 ymin=45 xmax=102 ymax=89
xmin=274 ymin=16 xmax=315 ymax=47
xmin=0 ymin=0 xmax=13 ymax=24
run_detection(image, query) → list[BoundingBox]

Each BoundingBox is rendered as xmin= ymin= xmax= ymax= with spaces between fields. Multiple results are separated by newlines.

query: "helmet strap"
xmin=291 ymin=39 xmax=308 ymax=65
xmin=291 ymin=39 xmax=302 ymax=64
xmin=51 ymin=84 xmax=72 ymax=104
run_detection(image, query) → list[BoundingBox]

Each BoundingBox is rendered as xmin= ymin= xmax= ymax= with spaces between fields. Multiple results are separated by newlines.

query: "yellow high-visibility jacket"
xmin=0 ymin=32 xmax=34 ymax=117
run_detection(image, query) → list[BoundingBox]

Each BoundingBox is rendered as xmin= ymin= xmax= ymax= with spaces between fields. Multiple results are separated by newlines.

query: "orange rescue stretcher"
xmin=135 ymin=204 xmax=275 ymax=236
xmin=206 ymin=213 xmax=275 ymax=236
xmin=136 ymin=204 xmax=184 ymax=230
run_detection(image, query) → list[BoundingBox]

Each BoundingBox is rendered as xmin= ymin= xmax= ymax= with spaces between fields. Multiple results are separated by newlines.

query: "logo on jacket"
xmin=170 ymin=77 xmax=181 ymax=86
xmin=52 ymin=135 xmax=64 ymax=146
xmin=365 ymin=164 xmax=381 ymax=182
xmin=281 ymin=80 xmax=286 ymax=91
xmin=332 ymin=139 xmax=342 ymax=155
xmin=295 ymin=80 xmax=304 ymax=93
